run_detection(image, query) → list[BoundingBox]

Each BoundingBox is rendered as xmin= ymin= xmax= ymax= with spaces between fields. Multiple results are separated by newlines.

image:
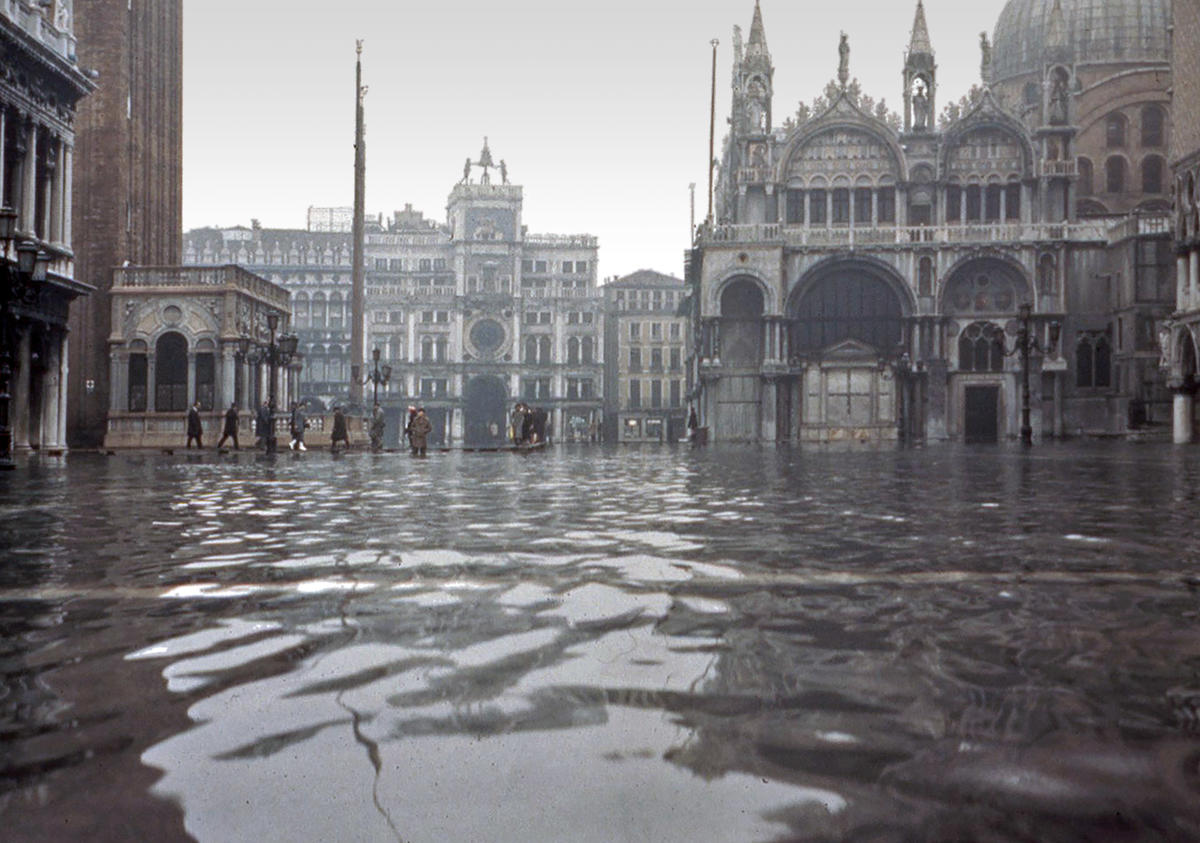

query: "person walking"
xmin=186 ymin=400 xmax=203 ymax=449
xmin=403 ymin=406 xmax=417 ymax=450
xmin=255 ymin=400 xmax=272 ymax=449
xmin=216 ymin=402 xmax=240 ymax=450
xmin=331 ymin=405 xmax=350 ymax=452
xmin=289 ymin=402 xmax=308 ymax=451
xmin=409 ymin=406 xmax=432 ymax=456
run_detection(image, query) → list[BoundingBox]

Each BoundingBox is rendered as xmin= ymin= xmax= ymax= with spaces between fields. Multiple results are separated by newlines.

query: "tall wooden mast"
xmin=350 ymin=40 xmax=367 ymax=406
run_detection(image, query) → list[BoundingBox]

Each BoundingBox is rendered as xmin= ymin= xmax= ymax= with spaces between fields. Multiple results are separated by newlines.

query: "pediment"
xmin=821 ymin=338 xmax=879 ymax=359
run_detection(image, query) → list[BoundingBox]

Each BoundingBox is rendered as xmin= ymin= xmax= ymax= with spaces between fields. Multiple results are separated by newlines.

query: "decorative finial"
xmin=979 ymin=32 xmax=992 ymax=82
xmin=356 ymin=40 xmax=363 ymax=57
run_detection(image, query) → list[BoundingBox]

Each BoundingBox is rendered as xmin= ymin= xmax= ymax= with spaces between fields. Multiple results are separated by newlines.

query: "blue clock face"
xmin=470 ymin=319 xmax=505 ymax=354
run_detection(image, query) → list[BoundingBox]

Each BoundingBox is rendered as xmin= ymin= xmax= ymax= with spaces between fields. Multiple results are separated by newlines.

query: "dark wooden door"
xmin=964 ymin=386 xmax=999 ymax=443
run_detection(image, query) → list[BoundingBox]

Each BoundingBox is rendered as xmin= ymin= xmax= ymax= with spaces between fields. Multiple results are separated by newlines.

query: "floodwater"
xmin=2 ymin=443 xmax=1200 ymax=842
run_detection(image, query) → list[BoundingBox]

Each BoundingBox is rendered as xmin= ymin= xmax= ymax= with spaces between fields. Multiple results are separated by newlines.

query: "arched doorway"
xmin=155 ymin=332 xmax=188 ymax=412
xmin=788 ymin=263 xmax=908 ymax=442
xmin=464 ymin=375 xmax=508 ymax=448
xmin=712 ymin=277 xmax=765 ymax=440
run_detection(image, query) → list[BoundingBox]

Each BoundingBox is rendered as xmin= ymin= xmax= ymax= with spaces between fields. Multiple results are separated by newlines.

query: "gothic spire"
xmin=747 ymin=0 xmax=769 ymax=60
xmin=1046 ymin=0 xmax=1068 ymax=51
xmin=908 ymin=0 xmax=933 ymax=58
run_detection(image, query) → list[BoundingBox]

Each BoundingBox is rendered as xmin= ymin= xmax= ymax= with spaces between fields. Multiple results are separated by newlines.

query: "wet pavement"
xmin=2 ymin=443 xmax=1200 ymax=842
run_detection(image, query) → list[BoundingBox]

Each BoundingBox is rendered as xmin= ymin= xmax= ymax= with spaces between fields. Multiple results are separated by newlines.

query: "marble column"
xmin=20 ymin=120 xmax=37 ymax=234
xmin=1174 ymin=388 xmax=1195 ymax=445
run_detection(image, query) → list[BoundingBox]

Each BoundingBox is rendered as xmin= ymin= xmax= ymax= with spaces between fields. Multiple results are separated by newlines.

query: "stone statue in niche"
xmin=912 ymin=78 xmax=930 ymax=130
xmin=746 ymin=79 xmax=768 ymax=132
xmin=1049 ymin=71 xmax=1070 ymax=125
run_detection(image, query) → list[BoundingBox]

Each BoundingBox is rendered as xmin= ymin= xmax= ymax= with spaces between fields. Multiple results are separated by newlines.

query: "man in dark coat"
xmin=217 ymin=402 xmax=240 ymax=450
xmin=409 ymin=407 xmax=433 ymax=456
xmin=186 ymin=400 xmax=203 ymax=448
xmin=255 ymin=400 xmax=272 ymax=449
xmin=289 ymin=402 xmax=307 ymax=451
xmin=331 ymin=406 xmax=350 ymax=452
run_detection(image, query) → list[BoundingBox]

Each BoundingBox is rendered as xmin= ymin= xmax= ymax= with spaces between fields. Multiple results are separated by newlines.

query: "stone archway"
xmin=464 ymin=375 xmax=508 ymax=448
xmin=155 ymin=332 xmax=188 ymax=412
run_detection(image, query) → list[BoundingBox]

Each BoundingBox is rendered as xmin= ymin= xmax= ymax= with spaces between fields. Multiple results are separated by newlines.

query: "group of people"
xmin=510 ymin=403 xmax=548 ymax=446
xmin=185 ymin=401 xmax=435 ymax=455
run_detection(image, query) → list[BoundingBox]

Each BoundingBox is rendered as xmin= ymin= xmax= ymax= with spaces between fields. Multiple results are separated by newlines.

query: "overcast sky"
xmin=182 ymin=0 xmax=1008 ymax=280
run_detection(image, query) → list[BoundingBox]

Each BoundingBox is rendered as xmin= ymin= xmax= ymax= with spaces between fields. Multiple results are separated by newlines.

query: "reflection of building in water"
xmin=185 ymin=143 xmax=603 ymax=447
xmin=603 ymin=271 xmax=690 ymax=443
xmin=691 ymin=0 xmax=1174 ymax=444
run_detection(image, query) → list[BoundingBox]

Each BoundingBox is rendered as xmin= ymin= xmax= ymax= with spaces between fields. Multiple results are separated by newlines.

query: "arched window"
xmin=958 ymin=323 xmax=1005 ymax=372
xmin=721 ymin=278 xmax=765 ymax=366
xmin=792 ymin=270 xmax=903 ymax=353
xmin=1106 ymin=113 xmax=1127 ymax=148
xmin=567 ymin=337 xmax=580 ymax=366
xmin=311 ymin=293 xmax=327 ymax=328
xmin=422 ymin=336 xmax=434 ymax=363
xmin=537 ymin=336 xmax=551 ymax=365
xmin=918 ymin=257 xmax=933 ymax=297
xmin=524 ymin=336 xmax=538 ymax=365
xmin=1141 ymin=105 xmax=1165 ymax=148
xmin=1142 ymin=156 xmax=1164 ymax=194
xmin=582 ymin=337 xmax=595 ymax=365
xmin=966 ymin=184 xmax=982 ymax=222
xmin=1077 ymin=158 xmax=1094 ymax=196
xmin=1106 ymin=156 xmax=1126 ymax=194
xmin=329 ymin=293 xmax=343 ymax=329
xmin=293 ymin=293 xmax=310 ymax=329
xmin=155 ymin=332 xmax=189 ymax=412
xmin=436 ymin=337 xmax=448 ymax=362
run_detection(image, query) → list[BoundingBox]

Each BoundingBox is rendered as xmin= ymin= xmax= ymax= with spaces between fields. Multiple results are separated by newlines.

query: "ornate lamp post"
xmin=0 ymin=207 xmax=51 ymax=470
xmin=240 ymin=312 xmax=299 ymax=454
xmin=366 ymin=346 xmax=392 ymax=406
xmin=1006 ymin=303 xmax=1062 ymax=446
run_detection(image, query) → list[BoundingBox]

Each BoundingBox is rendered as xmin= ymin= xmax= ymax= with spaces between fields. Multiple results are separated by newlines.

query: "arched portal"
xmin=155 ymin=332 xmax=188 ymax=412
xmin=464 ymin=375 xmax=508 ymax=448
xmin=719 ymin=278 xmax=764 ymax=367
xmin=790 ymin=269 xmax=905 ymax=353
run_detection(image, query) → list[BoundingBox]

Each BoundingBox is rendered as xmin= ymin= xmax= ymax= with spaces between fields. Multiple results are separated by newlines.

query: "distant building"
xmin=691 ymin=0 xmax=1173 ymax=444
xmin=603 ymin=271 xmax=690 ymax=443
xmin=184 ymin=143 xmax=605 ymax=446
xmin=69 ymin=0 xmax=183 ymax=447
xmin=103 ymin=266 xmax=292 ymax=448
xmin=1 ymin=0 xmax=94 ymax=455
xmin=306 ymin=206 xmax=354 ymax=234
xmin=1166 ymin=0 xmax=1200 ymax=441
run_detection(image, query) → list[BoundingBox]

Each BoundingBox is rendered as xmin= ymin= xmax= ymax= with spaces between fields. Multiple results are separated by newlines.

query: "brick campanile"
xmin=69 ymin=0 xmax=183 ymax=447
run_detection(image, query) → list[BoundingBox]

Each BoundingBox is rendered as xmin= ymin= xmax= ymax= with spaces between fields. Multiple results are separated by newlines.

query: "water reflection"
xmin=2 ymin=444 xmax=1200 ymax=840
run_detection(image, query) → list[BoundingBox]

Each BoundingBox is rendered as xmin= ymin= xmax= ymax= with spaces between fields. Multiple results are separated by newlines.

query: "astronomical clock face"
xmin=469 ymin=318 xmax=506 ymax=358
xmin=466 ymin=209 xmax=516 ymax=241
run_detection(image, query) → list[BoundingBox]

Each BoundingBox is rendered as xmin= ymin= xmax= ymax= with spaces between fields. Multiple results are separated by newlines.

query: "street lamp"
xmin=1005 ymin=303 xmax=1062 ymax=446
xmin=241 ymin=312 xmax=300 ymax=454
xmin=1 ymin=209 xmax=51 ymax=469
xmin=366 ymin=346 xmax=392 ymax=406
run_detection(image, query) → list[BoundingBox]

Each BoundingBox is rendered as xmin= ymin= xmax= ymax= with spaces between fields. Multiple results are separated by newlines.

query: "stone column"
xmin=146 ymin=356 xmax=157 ymax=412
xmin=58 ymin=334 xmax=68 ymax=449
xmin=0 ymin=109 xmax=6 ymax=206
xmin=924 ymin=358 xmax=948 ymax=441
xmin=109 ymin=351 xmax=125 ymax=412
xmin=825 ymin=192 xmax=833 ymax=228
xmin=1053 ymin=370 xmax=1064 ymax=439
xmin=61 ymin=144 xmax=73 ymax=249
xmin=186 ymin=352 xmax=196 ymax=406
xmin=959 ymin=189 xmax=967 ymax=225
xmin=1174 ymin=387 xmax=1195 ymax=445
xmin=221 ymin=346 xmax=236 ymax=409
xmin=41 ymin=335 xmax=60 ymax=449
xmin=1191 ymin=252 xmax=1200 ymax=304
xmin=1179 ymin=255 xmax=1190 ymax=312
xmin=761 ymin=377 xmax=777 ymax=442
xmin=20 ymin=120 xmax=37 ymax=234
xmin=50 ymin=139 xmax=65 ymax=245
xmin=13 ymin=328 xmax=31 ymax=449
xmin=999 ymin=187 xmax=1007 ymax=223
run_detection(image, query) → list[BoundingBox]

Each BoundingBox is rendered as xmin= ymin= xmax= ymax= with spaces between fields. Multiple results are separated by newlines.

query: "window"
xmin=420 ymin=378 xmax=447 ymax=398
xmin=670 ymin=380 xmax=682 ymax=408
xmin=582 ymin=337 xmax=595 ymax=364
xmin=1142 ymin=156 xmax=1164 ymax=194
xmin=1106 ymin=156 xmax=1126 ymax=194
xmin=786 ymin=189 xmax=805 ymax=224
xmin=650 ymin=348 xmax=663 ymax=371
xmin=567 ymin=337 xmax=580 ymax=365
xmin=1039 ymin=254 xmax=1056 ymax=295
xmin=958 ymin=323 xmax=1005 ymax=373
xmin=390 ymin=258 xmax=404 ymax=271
xmin=629 ymin=347 xmax=642 ymax=371
xmin=854 ymin=188 xmax=872 ymax=224
xmin=832 ymin=188 xmax=850 ymax=224
xmin=155 ymin=332 xmax=189 ymax=412
xmin=650 ymin=322 xmax=662 ymax=340
xmin=419 ymin=258 xmax=432 ymax=271
xmin=629 ymin=322 xmax=640 ymax=341
xmin=575 ymin=261 xmax=588 ymax=274
xmin=562 ymin=261 xmax=574 ymax=274
xmin=374 ymin=258 xmax=388 ymax=270
xmin=1106 ymin=113 xmax=1127 ymax=148
xmin=669 ymin=347 xmax=681 ymax=371
xmin=1076 ymin=333 xmax=1112 ymax=388
xmin=985 ymin=185 xmax=1002 ymax=222
xmin=521 ymin=377 xmax=551 ymax=401
xmin=946 ymin=185 xmax=962 ymax=222
xmin=629 ymin=379 xmax=641 ymax=408
xmin=128 ymin=352 xmax=147 ymax=412
xmin=877 ymin=188 xmax=896 ymax=223
xmin=421 ymin=336 xmax=434 ymax=362
xmin=433 ymin=258 xmax=446 ymax=270
xmin=650 ymin=380 xmax=662 ymax=409
xmin=966 ymin=185 xmax=982 ymax=221
xmin=1142 ymin=105 xmax=1164 ymax=148
xmin=809 ymin=189 xmax=827 ymax=224
xmin=568 ymin=312 xmax=580 ymax=325
xmin=669 ymin=323 xmax=681 ymax=341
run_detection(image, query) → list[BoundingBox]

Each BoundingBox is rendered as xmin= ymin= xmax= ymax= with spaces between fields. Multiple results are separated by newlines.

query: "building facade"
xmin=692 ymin=0 xmax=1173 ymax=444
xmin=68 ymin=0 xmax=183 ymax=447
xmin=1 ymin=0 xmax=94 ymax=455
xmin=603 ymin=270 xmax=690 ymax=443
xmin=184 ymin=147 xmax=604 ymax=447
xmin=1166 ymin=0 xmax=1200 ymax=441
xmin=103 ymin=265 xmax=293 ymax=448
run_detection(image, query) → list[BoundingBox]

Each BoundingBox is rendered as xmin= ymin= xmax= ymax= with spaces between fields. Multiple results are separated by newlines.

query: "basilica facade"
xmin=692 ymin=0 xmax=1174 ymax=444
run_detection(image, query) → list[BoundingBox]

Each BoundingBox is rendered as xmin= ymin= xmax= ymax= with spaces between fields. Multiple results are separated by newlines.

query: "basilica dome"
xmin=990 ymin=0 xmax=1170 ymax=83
